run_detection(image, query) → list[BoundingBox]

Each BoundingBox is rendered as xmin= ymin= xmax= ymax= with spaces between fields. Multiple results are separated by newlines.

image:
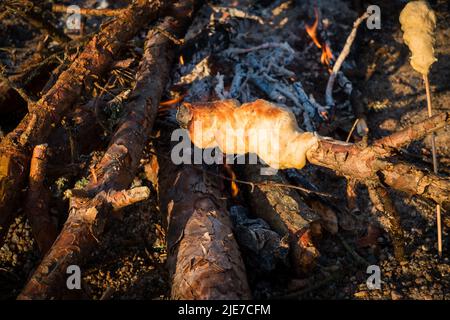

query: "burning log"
xmin=18 ymin=2 xmax=197 ymax=299
xmin=157 ymin=161 xmax=252 ymax=299
xmin=236 ymin=163 xmax=321 ymax=274
xmin=0 ymin=0 xmax=165 ymax=247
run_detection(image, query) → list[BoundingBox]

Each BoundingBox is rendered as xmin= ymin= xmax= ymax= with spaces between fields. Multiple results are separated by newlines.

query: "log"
xmin=306 ymin=116 xmax=450 ymax=207
xmin=157 ymin=161 xmax=252 ymax=299
xmin=237 ymin=163 xmax=321 ymax=274
xmin=23 ymin=144 xmax=57 ymax=255
xmin=18 ymin=2 xmax=197 ymax=299
xmin=0 ymin=0 xmax=165 ymax=246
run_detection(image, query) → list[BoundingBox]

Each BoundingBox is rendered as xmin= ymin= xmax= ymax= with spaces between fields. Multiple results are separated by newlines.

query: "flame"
xmin=160 ymin=94 xmax=185 ymax=107
xmin=223 ymin=163 xmax=239 ymax=197
xmin=179 ymin=55 xmax=184 ymax=65
xmin=305 ymin=8 xmax=322 ymax=49
xmin=305 ymin=8 xmax=334 ymax=68
xmin=159 ymin=94 xmax=186 ymax=114
xmin=321 ymin=43 xmax=333 ymax=66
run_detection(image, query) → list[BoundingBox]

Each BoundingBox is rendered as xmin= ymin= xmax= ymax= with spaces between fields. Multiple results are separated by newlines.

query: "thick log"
xmin=158 ymin=161 xmax=252 ymax=299
xmin=0 ymin=0 xmax=165 ymax=246
xmin=18 ymin=3 xmax=197 ymax=299
xmin=23 ymin=144 xmax=57 ymax=255
xmin=237 ymin=163 xmax=321 ymax=274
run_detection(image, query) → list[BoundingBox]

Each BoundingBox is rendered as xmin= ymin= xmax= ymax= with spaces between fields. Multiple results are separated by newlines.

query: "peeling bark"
xmin=24 ymin=144 xmax=56 ymax=255
xmin=0 ymin=0 xmax=165 ymax=246
xmin=18 ymin=2 xmax=197 ymax=299
xmin=305 ymin=112 xmax=449 ymax=206
xmin=18 ymin=186 xmax=149 ymax=300
xmin=158 ymin=162 xmax=252 ymax=299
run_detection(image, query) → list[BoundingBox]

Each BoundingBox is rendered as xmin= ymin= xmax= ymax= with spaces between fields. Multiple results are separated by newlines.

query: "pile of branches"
xmin=0 ymin=0 xmax=448 ymax=300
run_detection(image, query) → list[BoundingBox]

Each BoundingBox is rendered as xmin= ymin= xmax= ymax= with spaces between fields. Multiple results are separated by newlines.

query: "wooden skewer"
xmin=423 ymin=73 xmax=442 ymax=257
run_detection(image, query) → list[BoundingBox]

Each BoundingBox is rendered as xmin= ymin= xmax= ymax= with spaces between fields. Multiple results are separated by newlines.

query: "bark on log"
xmin=158 ymin=161 xmax=252 ymax=299
xmin=18 ymin=1 xmax=198 ymax=300
xmin=24 ymin=144 xmax=57 ymax=255
xmin=306 ymin=112 xmax=450 ymax=207
xmin=237 ymin=164 xmax=321 ymax=274
xmin=0 ymin=0 xmax=165 ymax=246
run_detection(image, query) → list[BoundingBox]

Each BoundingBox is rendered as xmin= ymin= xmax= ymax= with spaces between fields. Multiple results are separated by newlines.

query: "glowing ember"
xmin=305 ymin=8 xmax=334 ymax=68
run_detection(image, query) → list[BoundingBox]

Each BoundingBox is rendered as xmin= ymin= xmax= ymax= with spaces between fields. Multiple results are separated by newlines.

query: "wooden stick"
xmin=423 ymin=73 xmax=442 ymax=257
xmin=325 ymin=12 xmax=369 ymax=109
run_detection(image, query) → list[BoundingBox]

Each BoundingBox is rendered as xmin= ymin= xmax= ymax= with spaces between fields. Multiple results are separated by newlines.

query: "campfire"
xmin=0 ymin=0 xmax=449 ymax=302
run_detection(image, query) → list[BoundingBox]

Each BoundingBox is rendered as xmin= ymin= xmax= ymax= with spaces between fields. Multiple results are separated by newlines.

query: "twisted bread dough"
xmin=399 ymin=1 xmax=437 ymax=75
xmin=177 ymin=99 xmax=318 ymax=169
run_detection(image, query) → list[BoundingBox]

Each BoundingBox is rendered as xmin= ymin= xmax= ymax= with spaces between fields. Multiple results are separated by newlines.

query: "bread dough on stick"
xmin=177 ymin=99 xmax=319 ymax=169
xmin=399 ymin=1 xmax=437 ymax=75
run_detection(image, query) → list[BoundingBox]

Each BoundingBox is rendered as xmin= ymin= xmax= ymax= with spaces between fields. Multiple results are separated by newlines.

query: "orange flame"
xmin=158 ymin=94 xmax=186 ymax=114
xmin=305 ymin=8 xmax=334 ymax=68
xmin=305 ymin=8 xmax=322 ymax=49
xmin=321 ymin=43 xmax=333 ymax=67
xmin=223 ymin=163 xmax=239 ymax=197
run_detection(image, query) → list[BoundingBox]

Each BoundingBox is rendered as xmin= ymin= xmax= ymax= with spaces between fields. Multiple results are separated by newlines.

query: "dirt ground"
xmin=0 ymin=0 xmax=449 ymax=300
